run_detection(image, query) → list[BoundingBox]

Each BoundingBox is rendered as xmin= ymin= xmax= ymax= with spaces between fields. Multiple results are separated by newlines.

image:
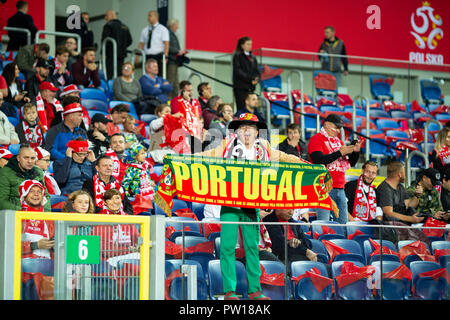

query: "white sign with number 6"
xmin=78 ymin=239 xmax=88 ymax=260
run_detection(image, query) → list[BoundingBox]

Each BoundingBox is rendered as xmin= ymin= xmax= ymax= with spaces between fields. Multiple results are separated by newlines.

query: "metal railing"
xmin=423 ymin=119 xmax=442 ymax=156
xmin=35 ymin=30 xmax=81 ymax=55
xmin=3 ymin=27 xmax=31 ymax=46
xmin=405 ymin=150 xmax=430 ymax=186
xmin=101 ymin=37 xmax=118 ymax=81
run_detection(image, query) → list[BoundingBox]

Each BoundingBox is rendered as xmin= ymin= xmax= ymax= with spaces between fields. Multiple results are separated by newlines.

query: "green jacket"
xmin=406 ymin=181 xmax=442 ymax=217
xmin=0 ymin=156 xmax=51 ymax=211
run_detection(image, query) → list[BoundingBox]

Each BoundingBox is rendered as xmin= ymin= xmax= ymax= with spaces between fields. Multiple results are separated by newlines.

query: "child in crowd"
xmin=122 ymin=114 xmax=145 ymax=148
xmin=122 ymin=142 xmax=156 ymax=200
xmin=63 ymin=190 xmax=95 ymax=214
xmin=15 ymin=103 xmax=44 ymax=147
xmin=34 ymin=146 xmax=61 ymax=195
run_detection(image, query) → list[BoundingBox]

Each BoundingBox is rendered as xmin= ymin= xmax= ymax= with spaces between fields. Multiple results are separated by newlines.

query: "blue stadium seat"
xmin=397 ymin=240 xmax=431 ymax=268
xmin=141 ymin=114 xmax=157 ymax=124
xmin=436 ymin=114 xmax=450 ymax=123
xmin=208 ymin=260 xmax=248 ymax=300
xmin=165 ymin=216 xmax=202 ymax=241
xmin=420 ymin=79 xmax=444 ymax=105
xmin=7 ymin=117 xmax=19 ymax=127
xmin=328 ymin=239 xmax=365 ymax=264
xmin=260 ymin=260 xmax=288 ymax=300
xmin=87 ymin=109 xmax=109 ymax=119
xmin=190 ymin=202 xmax=205 ymax=221
xmin=376 ymin=119 xmax=400 ymax=131
xmin=310 ymin=239 xmax=330 ymax=264
xmin=331 ymin=261 xmax=372 ymax=300
xmin=311 ymin=221 xmax=346 ymax=241
xmin=385 ymin=130 xmax=409 ymax=141
xmin=389 ymin=110 xmax=411 ymax=120
xmin=8 ymin=144 xmax=20 ymax=155
xmin=431 ymin=241 xmax=450 ymax=267
xmin=313 ymin=70 xmax=337 ymax=97
xmin=50 ymin=195 xmax=68 ymax=206
xmin=290 ymin=261 xmax=332 ymax=300
xmin=82 ymin=99 xmax=109 ymax=112
xmin=172 ymin=199 xmax=189 ymax=213
xmin=343 ymin=106 xmax=366 ymax=117
xmin=369 ymin=75 xmax=394 ymax=101
xmin=371 ymin=261 xmax=410 ymax=300
xmin=174 ymin=236 xmax=215 ymax=276
xmin=346 ymin=221 xmax=374 ymax=251
xmin=369 ymin=109 xmax=391 ymax=119
xmin=410 ymin=261 xmax=448 ymax=300
xmin=80 ymin=88 xmax=108 ymax=102
xmin=165 ymin=259 xmax=208 ymax=300
xmin=363 ymin=239 xmax=400 ymax=264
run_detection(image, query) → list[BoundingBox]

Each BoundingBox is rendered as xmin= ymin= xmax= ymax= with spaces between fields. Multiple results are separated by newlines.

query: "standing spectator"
xmin=87 ymin=113 xmax=112 ymax=157
xmin=170 ymin=80 xmax=201 ymax=115
xmin=235 ymin=92 xmax=265 ymax=123
xmin=103 ymin=133 xmax=128 ymax=183
xmin=232 ymin=36 xmax=260 ymax=111
xmin=113 ymin=62 xmax=143 ymax=102
xmin=197 ymin=82 xmax=212 ymax=110
xmin=2 ymin=62 xmax=30 ymax=108
xmin=25 ymin=59 xmax=54 ymax=101
xmin=53 ymin=138 xmax=95 ymax=195
xmin=345 ymin=161 xmax=383 ymax=222
xmin=430 ymin=127 xmax=450 ymax=176
xmin=34 ymin=146 xmax=60 ymax=195
xmin=376 ymin=161 xmax=429 ymax=245
xmin=0 ymin=145 xmax=50 ymax=211
xmin=74 ymin=12 xmax=95 ymax=50
xmin=82 ymin=155 xmax=133 ymax=214
xmin=277 ymin=123 xmax=309 ymax=162
xmin=0 ymin=110 xmax=20 ymax=145
xmin=34 ymin=81 xmax=63 ymax=131
xmin=138 ymin=10 xmax=169 ymax=76
xmin=71 ymin=47 xmax=101 ymax=88
xmin=139 ymin=58 xmax=173 ymax=104
xmin=167 ymin=18 xmax=186 ymax=99
xmin=65 ymin=37 xmax=80 ymax=71
xmin=0 ymin=148 xmax=13 ymax=168
xmin=44 ymin=102 xmax=87 ymax=160
xmin=107 ymin=103 xmax=129 ymax=136
xmin=6 ymin=1 xmax=38 ymax=51
xmin=14 ymin=43 xmax=49 ymax=80
xmin=49 ymin=45 xmax=73 ymax=87
xmin=307 ymin=114 xmax=361 ymax=224
xmin=318 ymin=26 xmax=349 ymax=88
xmin=15 ymin=102 xmax=44 ymax=147
xmin=102 ymin=10 xmax=133 ymax=80
xmin=202 ymin=95 xmax=222 ymax=130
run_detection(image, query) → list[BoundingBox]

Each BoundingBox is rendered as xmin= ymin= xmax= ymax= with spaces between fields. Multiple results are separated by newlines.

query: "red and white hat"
xmin=34 ymin=147 xmax=50 ymax=160
xmin=0 ymin=148 xmax=13 ymax=160
xmin=60 ymin=84 xmax=81 ymax=97
xmin=40 ymin=81 xmax=59 ymax=92
xmin=18 ymin=180 xmax=47 ymax=205
xmin=63 ymin=102 xmax=83 ymax=116
xmin=67 ymin=139 xmax=89 ymax=153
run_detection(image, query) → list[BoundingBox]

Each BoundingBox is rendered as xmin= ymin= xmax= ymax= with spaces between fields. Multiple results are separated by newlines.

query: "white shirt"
xmin=139 ymin=23 xmax=169 ymax=55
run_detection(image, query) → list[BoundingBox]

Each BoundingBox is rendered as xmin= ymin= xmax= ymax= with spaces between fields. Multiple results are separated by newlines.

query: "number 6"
xmin=78 ymin=240 xmax=88 ymax=260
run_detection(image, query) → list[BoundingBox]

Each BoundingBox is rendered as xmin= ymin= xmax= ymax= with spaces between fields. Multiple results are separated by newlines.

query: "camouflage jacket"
xmin=406 ymin=181 xmax=442 ymax=216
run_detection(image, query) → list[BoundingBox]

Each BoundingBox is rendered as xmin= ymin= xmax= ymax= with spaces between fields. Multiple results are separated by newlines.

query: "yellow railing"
xmin=13 ymin=212 xmax=151 ymax=300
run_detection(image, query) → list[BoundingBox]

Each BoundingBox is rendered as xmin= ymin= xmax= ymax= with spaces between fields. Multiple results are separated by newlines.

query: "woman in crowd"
xmin=2 ymin=62 xmax=30 ymax=107
xmin=112 ymin=61 xmax=143 ymax=102
xmin=63 ymin=190 xmax=95 ymax=214
xmin=430 ymin=126 xmax=450 ymax=175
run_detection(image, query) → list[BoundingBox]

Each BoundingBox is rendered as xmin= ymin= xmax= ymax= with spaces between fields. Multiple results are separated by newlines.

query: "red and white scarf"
xmin=21 ymin=203 xmax=51 ymax=259
xmin=438 ymin=145 xmax=450 ymax=166
xmin=352 ymin=175 xmax=377 ymax=222
xmin=53 ymin=58 xmax=70 ymax=86
xmin=178 ymin=98 xmax=201 ymax=138
xmin=101 ymin=205 xmax=127 ymax=216
xmin=129 ymin=160 xmax=155 ymax=199
xmin=104 ymin=148 xmax=123 ymax=180
xmin=319 ymin=127 xmax=350 ymax=173
xmin=36 ymin=93 xmax=63 ymax=131
xmin=22 ymin=120 xmax=43 ymax=148
xmin=93 ymin=173 xmax=124 ymax=208
xmin=222 ymin=137 xmax=270 ymax=161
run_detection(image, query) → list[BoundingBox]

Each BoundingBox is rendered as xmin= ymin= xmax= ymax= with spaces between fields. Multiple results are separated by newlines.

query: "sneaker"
xmin=248 ymin=290 xmax=271 ymax=300
xmin=224 ymin=291 xmax=240 ymax=300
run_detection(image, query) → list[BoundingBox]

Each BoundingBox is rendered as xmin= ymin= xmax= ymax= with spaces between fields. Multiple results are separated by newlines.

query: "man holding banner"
xmin=155 ymin=113 xmax=336 ymax=300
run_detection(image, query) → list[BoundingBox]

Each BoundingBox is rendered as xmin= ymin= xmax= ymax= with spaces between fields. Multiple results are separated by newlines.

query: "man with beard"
xmin=87 ymin=113 xmax=112 ymax=157
xmin=71 ymin=47 xmax=101 ymax=88
xmin=345 ymin=161 xmax=383 ymax=222
xmin=102 ymin=133 xmax=128 ymax=183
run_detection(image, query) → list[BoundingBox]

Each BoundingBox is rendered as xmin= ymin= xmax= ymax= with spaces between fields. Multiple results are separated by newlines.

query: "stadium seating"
xmin=371 ymin=261 xmax=410 ymax=300
xmin=410 ymin=261 xmax=448 ymax=300
xmin=331 ymin=261 xmax=373 ymax=300
xmin=346 ymin=221 xmax=374 ymax=251
xmin=309 ymin=239 xmax=330 ymax=264
xmin=328 ymin=239 xmax=365 ymax=264
xmin=420 ymin=79 xmax=444 ymax=105
xmin=165 ymin=259 xmax=208 ymax=300
xmin=165 ymin=216 xmax=202 ymax=241
xmin=260 ymin=260 xmax=288 ymax=300
xmin=80 ymin=88 xmax=108 ymax=103
xmin=109 ymin=100 xmax=139 ymax=119
xmin=431 ymin=241 xmax=450 ymax=267
xmin=290 ymin=261 xmax=332 ymax=300
xmin=363 ymin=239 xmax=400 ymax=264
xmin=311 ymin=221 xmax=346 ymax=241
xmin=82 ymin=99 xmax=109 ymax=112
xmin=208 ymin=260 xmax=248 ymax=299
xmin=369 ymin=75 xmax=394 ymax=101
xmin=174 ymin=236 xmax=215 ymax=275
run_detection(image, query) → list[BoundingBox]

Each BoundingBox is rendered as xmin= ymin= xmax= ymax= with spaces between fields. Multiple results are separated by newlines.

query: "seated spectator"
xmin=0 ymin=75 xmax=7 ymax=99
xmin=107 ymin=103 xmax=129 ymax=136
xmin=123 ymin=114 xmax=145 ymax=148
xmin=64 ymin=37 xmax=80 ymax=71
xmin=208 ymin=103 xmax=234 ymax=141
xmin=0 ymin=148 xmax=13 ymax=168
xmin=15 ymin=103 xmax=44 ymax=147
xmin=0 ymin=91 xmax=18 ymax=120
xmin=49 ymin=45 xmax=73 ymax=87
xmin=59 ymin=84 xmax=81 ymax=99
xmin=44 ymin=102 xmax=87 ymax=160
xmin=82 ymin=155 xmax=133 ymax=214
xmin=54 ymin=138 xmax=95 ymax=195
xmin=197 ymin=82 xmax=212 ymax=110
xmin=14 ymin=43 xmax=49 ymax=80
xmin=113 ymin=62 xmax=143 ymax=102
xmin=34 ymin=146 xmax=60 ymax=195
xmin=63 ymin=190 xmax=95 ymax=214
xmin=87 ymin=113 xmax=112 ymax=157
xmin=235 ymin=93 xmax=265 ymax=123
xmin=148 ymin=104 xmax=177 ymax=162
xmin=71 ymin=47 xmax=101 ymax=88
xmin=25 ymin=59 xmax=56 ymax=102
xmin=0 ymin=110 xmax=20 ymax=145
xmin=149 ymin=104 xmax=171 ymax=134
xmin=103 ymin=133 xmax=128 ymax=183
xmin=0 ymin=145 xmax=50 ymax=211
xmin=430 ymin=127 xmax=450 ymax=176
xmin=34 ymin=81 xmax=63 ymax=131
xmin=122 ymin=142 xmax=156 ymax=199
xmin=61 ymin=93 xmax=89 ymax=131
xmin=263 ymin=208 xmax=317 ymax=273
xmin=170 ymin=80 xmax=201 ymax=115
xmin=376 ymin=161 xmax=430 ymax=245
xmin=2 ymin=62 xmax=30 ymax=110
xmin=202 ymin=95 xmax=222 ymax=130
xmin=277 ymin=123 xmax=309 ymax=162
xmin=139 ymin=58 xmax=173 ymax=104
xmin=406 ymin=168 xmax=446 ymax=220
xmin=345 ymin=160 xmax=383 ymax=222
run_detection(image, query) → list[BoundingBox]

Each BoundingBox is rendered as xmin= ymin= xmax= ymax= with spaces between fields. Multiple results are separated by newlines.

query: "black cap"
xmin=418 ymin=167 xmax=441 ymax=186
xmin=324 ymin=114 xmax=344 ymax=127
xmin=91 ymin=113 xmax=112 ymax=124
xmin=36 ymin=59 xmax=51 ymax=68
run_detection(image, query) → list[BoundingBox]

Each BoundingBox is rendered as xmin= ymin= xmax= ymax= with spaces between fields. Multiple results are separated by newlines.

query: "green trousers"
xmin=220 ymin=206 xmax=261 ymax=294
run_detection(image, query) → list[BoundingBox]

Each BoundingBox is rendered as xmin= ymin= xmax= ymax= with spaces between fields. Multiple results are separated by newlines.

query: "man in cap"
xmin=25 ymin=58 xmax=55 ymax=101
xmin=59 ymin=84 xmax=81 ymax=98
xmin=87 ymin=113 xmax=113 ymax=157
xmin=198 ymin=113 xmax=309 ymax=300
xmin=60 ymin=91 xmax=90 ymax=131
xmin=307 ymin=113 xmax=362 ymax=224
xmin=35 ymin=81 xmax=63 ymax=131
xmin=44 ymin=102 xmax=87 ymax=160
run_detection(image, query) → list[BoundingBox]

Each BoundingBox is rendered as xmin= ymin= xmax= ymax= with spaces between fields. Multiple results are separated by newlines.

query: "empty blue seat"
xmin=208 ymin=260 xmax=248 ymax=300
xmin=364 ymin=239 xmax=400 ymax=264
xmin=260 ymin=260 xmax=288 ymax=300
xmin=166 ymin=216 xmax=202 ymax=241
xmin=311 ymin=221 xmax=345 ymax=241
xmin=372 ymin=261 xmax=410 ymax=300
xmin=82 ymin=99 xmax=109 ymax=112
xmin=369 ymin=109 xmax=391 ymax=119
xmin=397 ymin=240 xmax=431 ymax=268
xmin=410 ymin=261 xmax=448 ymax=300
xmin=331 ymin=261 xmax=372 ymax=300
xmin=141 ymin=114 xmax=157 ymax=124
xmin=385 ymin=130 xmax=409 ymax=141
xmin=369 ymin=75 xmax=394 ymax=101
xmin=291 ymin=261 xmax=332 ymax=300
xmin=80 ymin=88 xmax=108 ymax=102
xmin=346 ymin=221 xmax=374 ymax=251
xmin=376 ymin=119 xmax=400 ymax=131
xmin=174 ymin=236 xmax=214 ymax=275
xmin=328 ymin=239 xmax=365 ymax=264
xmin=420 ymin=79 xmax=444 ymax=105
xmin=389 ymin=110 xmax=411 ymax=120
xmin=310 ymin=239 xmax=329 ymax=264
xmin=165 ymin=259 xmax=208 ymax=300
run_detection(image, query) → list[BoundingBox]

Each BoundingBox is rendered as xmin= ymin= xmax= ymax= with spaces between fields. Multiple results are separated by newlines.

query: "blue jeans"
xmin=315 ymin=188 xmax=348 ymax=225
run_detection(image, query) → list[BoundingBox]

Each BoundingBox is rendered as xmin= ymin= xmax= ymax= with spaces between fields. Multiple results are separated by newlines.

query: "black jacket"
xmin=25 ymin=73 xmax=58 ymax=102
xmin=101 ymin=19 xmax=132 ymax=59
xmin=278 ymin=138 xmax=309 ymax=161
xmin=263 ymin=212 xmax=312 ymax=261
xmin=6 ymin=11 xmax=38 ymax=51
xmin=87 ymin=129 xmax=110 ymax=158
xmin=232 ymin=51 xmax=260 ymax=91
xmin=74 ymin=20 xmax=94 ymax=49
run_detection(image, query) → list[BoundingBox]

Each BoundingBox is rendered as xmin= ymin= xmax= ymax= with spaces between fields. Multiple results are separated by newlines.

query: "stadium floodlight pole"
xmin=3 ymin=27 xmax=31 ymax=46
